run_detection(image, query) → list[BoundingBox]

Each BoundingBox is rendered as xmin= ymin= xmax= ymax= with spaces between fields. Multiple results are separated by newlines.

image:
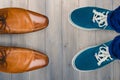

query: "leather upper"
xmin=0 ymin=46 xmax=49 ymax=73
xmin=0 ymin=8 xmax=49 ymax=34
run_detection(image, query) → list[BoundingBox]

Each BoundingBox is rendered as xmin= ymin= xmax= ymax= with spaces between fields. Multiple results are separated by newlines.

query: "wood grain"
xmin=0 ymin=0 xmax=119 ymax=80
xmin=0 ymin=0 xmax=12 ymax=80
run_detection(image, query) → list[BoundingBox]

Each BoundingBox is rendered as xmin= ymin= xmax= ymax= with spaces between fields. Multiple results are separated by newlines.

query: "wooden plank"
xmin=84 ymin=0 xmax=97 ymax=79
xmin=28 ymin=0 xmax=48 ymax=80
xmin=62 ymin=0 xmax=79 ymax=79
xmin=0 ymin=1 xmax=12 ymax=46
xmin=95 ymin=0 xmax=118 ymax=80
xmin=45 ymin=0 xmax=63 ymax=80
xmin=113 ymin=0 xmax=120 ymax=9
xmin=112 ymin=1 xmax=120 ymax=80
xmin=0 ymin=0 xmax=12 ymax=8
xmin=10 ymin=1 xmax=29 ymax=80
xmin=78 ymin=0 xmax=97 ymax=80
xmin=0 ymin=72 xmax=11 ymax=80
xmin=0 ymin=0 xmax=12 ymax=46
xmin=11 ymin=0 xmax=28 ymax=8
xmin=27 ymin=0 xmax=46 ymax=56
xmin=0 ymin=0 xmax=119 ymax=80
xmin=11 ymin=73 xmax=29 ymax=80
xmin=10 ymin=0 xmax=29 ymax=48
xmin=0 ymin=1 xmax=12 ymax=80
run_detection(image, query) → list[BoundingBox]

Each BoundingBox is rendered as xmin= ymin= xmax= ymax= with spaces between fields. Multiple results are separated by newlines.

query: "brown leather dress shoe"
xmin=0 ymin=8 xmax=49 ymax=34
xmin=0 ymin=46 xmax=49 ymax=73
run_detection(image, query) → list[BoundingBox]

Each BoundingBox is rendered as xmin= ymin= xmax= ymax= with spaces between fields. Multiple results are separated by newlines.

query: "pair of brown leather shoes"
xmin=0 ymin=8 xmax=49 ymax=73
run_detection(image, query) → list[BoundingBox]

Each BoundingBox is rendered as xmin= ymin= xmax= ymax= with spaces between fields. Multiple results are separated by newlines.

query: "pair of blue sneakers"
xmin=69 ymin=6 xmax=120 ymax=71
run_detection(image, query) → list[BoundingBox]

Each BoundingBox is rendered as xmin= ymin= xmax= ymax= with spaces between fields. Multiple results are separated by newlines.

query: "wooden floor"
xmin=0 ymin=0 xmax=120 ymax=80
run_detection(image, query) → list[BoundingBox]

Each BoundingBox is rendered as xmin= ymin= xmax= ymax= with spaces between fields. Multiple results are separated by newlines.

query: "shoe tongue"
xmin=107 ymin=6 xmax=120 ymax=33
xmin=109 ymin=35 xmax=120 ymax=59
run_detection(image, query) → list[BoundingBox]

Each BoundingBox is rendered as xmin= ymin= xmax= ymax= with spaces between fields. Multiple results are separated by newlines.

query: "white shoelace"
xmin=95 ymin=44 xmax=113 ymax=66
xmin=92 ymin=9 xmax=109 ymax=29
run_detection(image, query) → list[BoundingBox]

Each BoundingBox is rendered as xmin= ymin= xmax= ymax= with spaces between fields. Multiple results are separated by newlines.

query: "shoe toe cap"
xmin=27 ymin=51 xmax=49 ymax=71
xmin=27 ymin=10 xmax=49 ymax=31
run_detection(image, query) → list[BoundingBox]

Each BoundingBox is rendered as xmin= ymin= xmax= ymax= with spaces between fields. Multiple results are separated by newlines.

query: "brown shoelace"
xmin=0 ymin=13 xmax=7 ymax=31
xmin=0 ymin=49 xmax=7 ymax=66
xmin=0 ymin=11 xmax=10 ymax=32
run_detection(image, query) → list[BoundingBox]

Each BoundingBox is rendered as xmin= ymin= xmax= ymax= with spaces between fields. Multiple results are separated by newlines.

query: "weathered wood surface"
xmin=0 ymin=0 xmax=119 ymax=80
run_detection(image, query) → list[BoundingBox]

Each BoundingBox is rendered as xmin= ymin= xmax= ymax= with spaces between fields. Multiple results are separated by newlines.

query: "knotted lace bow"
xmin=92 ymin=9 xmax=109 ymax=29
xmin=95 ymin=44 xmax=113 ymax=66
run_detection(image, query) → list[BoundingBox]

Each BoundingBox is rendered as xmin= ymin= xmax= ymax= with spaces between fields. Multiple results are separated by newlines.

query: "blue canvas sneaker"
xmin=72 ymin=35 xmax=120 ymax=71
xmin=69 ymin=6 xmax=120 ymax=32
